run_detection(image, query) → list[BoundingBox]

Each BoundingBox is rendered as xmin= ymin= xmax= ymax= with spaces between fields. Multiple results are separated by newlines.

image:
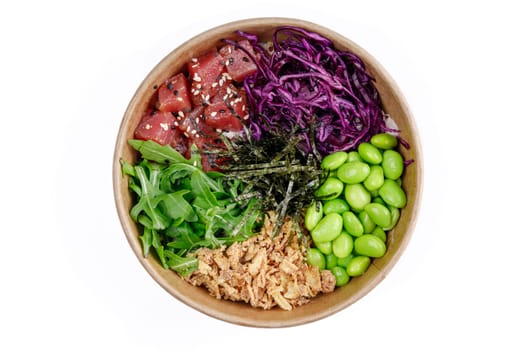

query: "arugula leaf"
xmin=122 ymin=141 xmax=263 ymax=276
xmin=164 ymin=251 xmax=198 ymax=277
xmin=190 ymin=171 xmax=218 ymax=207
xmin=155 ymin=190 xmax=197 ymax=222
xmin=128 ymin=139 xmax=191 ymax=164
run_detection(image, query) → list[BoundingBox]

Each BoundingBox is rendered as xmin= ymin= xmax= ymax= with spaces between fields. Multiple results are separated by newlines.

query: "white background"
xmin=1 ymin=0 xmax=524 ymax=349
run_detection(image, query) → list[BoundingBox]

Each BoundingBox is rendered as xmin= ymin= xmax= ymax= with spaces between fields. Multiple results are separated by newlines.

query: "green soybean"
xmin=358 ymin=142 xmax=382 ymax=165
xmin=363 ymin=165 xmax=384 ymax=192
xmin=315 ymin=177 xmax=344 ymax=200
xmin=358 ymin=211 xmax=376 ymax=234
xmin=346 ymin=256 xmax=371 ymax=277
xmin=346 ymin=151 xmax=362 ymax=162
xmin=336 ymin=253 xmax=354 ymax=268
xmin=325 ymin=254 xmax=338 ymax=269
xmin=379 ymin=179 xmax=407 ymax=208
xmin=342 ymin=211 xmax=364 ymax=237
xmin=310 ymin=213 xmax=343 ymax=243
xmin=364 ymin=203 xmax=392 ymax=228
xmin=323 ymin=198 xmax=350 ymax=215
xmin=344 ymin=184 xmax=371 ymax=211
xmin=332 ymin=232 xmax=354 ymax=258
xmin=337 ymin=162 xmax=370 ymax=184
xmin=330 ymin=266 xmax=350 ymax=287
xmin=305 ymin=201 xmax=323 ymax=231
xmin=382 ymin=207 xmax=400 ymax=231
xmin=373 ymin=196 xmax=386 ymax=205
xmin=354 ymin=234 xmax=387 ymax=258
xmin=371 ymin=227 xmax=387 ymax=242
xmin=306 ymin=248 xmax=326 ymax=270
xmin=321 ymin=151 xmax=348 ymax=170
xmin=382 ymin=150 xmax=404 ymax=180
xmin=370 ymin=133 xmax=398 ymax=149
xmin=314 ymin=240 xmax=332 ymax=255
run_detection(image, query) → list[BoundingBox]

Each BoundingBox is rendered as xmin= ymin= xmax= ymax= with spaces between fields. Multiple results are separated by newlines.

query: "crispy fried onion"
xmin=185 ymin=212 xmax=336 ymax=310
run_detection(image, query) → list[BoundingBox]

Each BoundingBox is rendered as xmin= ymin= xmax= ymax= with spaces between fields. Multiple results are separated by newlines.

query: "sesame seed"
xmin=196 ymin=83 xmax=202 ymax=89
xmin=224 ymin=59 xmax=229 ymax=66
xmin=193 ymin=90 xmax=200 ymax=96
xmin=195 ymin=117 xmax=200 ymax=124
xmin=211 ymin=82 xmax=218 ymax=88
xmin=195 ymin=134 xmax=200 ymax=138
xmin=211 ymin=111 xmax=217 ymax=117
xmin=176 ymin=97 xmax=183 ymax=101
xmin=174 ymin=121 xmax=179 ymax=126
xmin=243 ymin=114 xmax=249 ymax=120
xmin=186 ymin=125 xmax=191 ymax=132
xmin=191 ymin=129 xmax=197 ymax=135
xmin=191 ymin=58 xmax=198 ymax=63
xmin=145 ymin=124 xmax=152 ymax=130
xmin=193 ymin=73 xmax=202 ymax=82
xmin=191 ymin=64 xmax=198 ymax=68
xmin=219 ymin=79 xmax=224 ymax=87
xmin=226 ymin=87 xmax=232 ymax=94
xmin=241 ymin=105 xmax=246 ymax=111
xmin=160 ymin=123 xmax=169 ymax=131
xmin=184 ymin=132 xmax=189 ymax=137
xmin=178 ymin=111 xmax=184 ymax=117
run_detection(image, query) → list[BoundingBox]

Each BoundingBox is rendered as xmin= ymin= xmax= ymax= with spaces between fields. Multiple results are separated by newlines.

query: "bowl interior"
xmin=113 ymin=17 xmax=422 ymax=327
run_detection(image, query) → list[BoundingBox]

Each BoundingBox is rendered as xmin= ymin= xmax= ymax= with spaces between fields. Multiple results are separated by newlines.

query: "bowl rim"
xmin=112 ymin=16 xmax=423 ymax=328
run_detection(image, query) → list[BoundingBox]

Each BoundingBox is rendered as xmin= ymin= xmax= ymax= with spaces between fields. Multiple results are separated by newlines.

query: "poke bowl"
xmin=113 ymin=17 xmax=422 ymax=327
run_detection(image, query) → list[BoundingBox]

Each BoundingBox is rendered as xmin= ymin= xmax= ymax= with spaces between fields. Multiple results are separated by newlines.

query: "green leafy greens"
xmin=121 ymin=140 xmax=262 ymax=276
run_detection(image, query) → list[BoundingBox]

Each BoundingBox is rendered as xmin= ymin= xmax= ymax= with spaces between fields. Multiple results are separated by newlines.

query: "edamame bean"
xmin=379 ymin=179 xmax=407 ymax=208
xmin=354 ymin=234 xmax=387 ymax=258
xmin=330 ymin=266 xmax=350 ymax=287
xmin=315 ymin=177 xmax=344 ymax=200
xmin=315 ymin=240 xmax=332 ymax=255
xmin=326 ymin=254 xmax=338 ymax=269
xmin=363 ymin=165 xmax=384 ymax=192
xmin=358 ymin=211 xmax=376 ymax=234
xmin=304 ymin=201 xmax=323 ymax=231
xmin=337 ymin=162 xmax=370 ymax=184
xmin=373 ymin=196 xmax=386 ymax=205
xmin=344 ymin=184 xmax=371 ymax=211
xmin=311 ymin=213 xmax=343 ymax=243
xmin=336 ymin=253 xmax=354 ymax=268
xmin=306 ymin=248 xmax=326 ymax=270
xmin=346 ymin=256 xmax=371 ymax=277
xmin=323 ymin=198 xmax=350 ymax=215
xmin=342 ymin=211 xmax=364 ymax=237
xmin=382 ymin=150 xmax=404 ymax=180
xmin=321 ymin=151 xmax=348 ymax=170
xmin=332 ymin=232 xmax=354 ymax=258
xmin=371 ymin=226 xmax=387 ymax=242
xmin=382 ymin=207 xmax=400 ymax=231
xmin=370 ymin=133 xmax=398 ymax=149
xmin=346 ymin=151 xmax=362 ymax=162
xmin=364 ymin=203 xmax=392 ymax=228
xmin=358 ymin=142 xmax=382 ymax=165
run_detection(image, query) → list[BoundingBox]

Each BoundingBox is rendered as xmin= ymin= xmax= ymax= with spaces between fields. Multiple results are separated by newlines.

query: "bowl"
xmin=113 ymin=17 xmax=422 ymax=327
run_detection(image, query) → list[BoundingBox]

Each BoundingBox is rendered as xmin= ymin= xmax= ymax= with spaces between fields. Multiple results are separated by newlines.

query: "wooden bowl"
xmin=113 ymin=17 xmax=422 ymax=327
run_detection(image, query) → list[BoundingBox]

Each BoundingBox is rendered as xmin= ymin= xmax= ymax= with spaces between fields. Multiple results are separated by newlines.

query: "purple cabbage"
xmin=234 ymin=26 xmax=397 ymax=156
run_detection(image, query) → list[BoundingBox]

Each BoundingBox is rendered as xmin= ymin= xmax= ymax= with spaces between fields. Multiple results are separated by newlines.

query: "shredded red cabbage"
xmin=233 ymin=26 xmax=399 ymax=156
